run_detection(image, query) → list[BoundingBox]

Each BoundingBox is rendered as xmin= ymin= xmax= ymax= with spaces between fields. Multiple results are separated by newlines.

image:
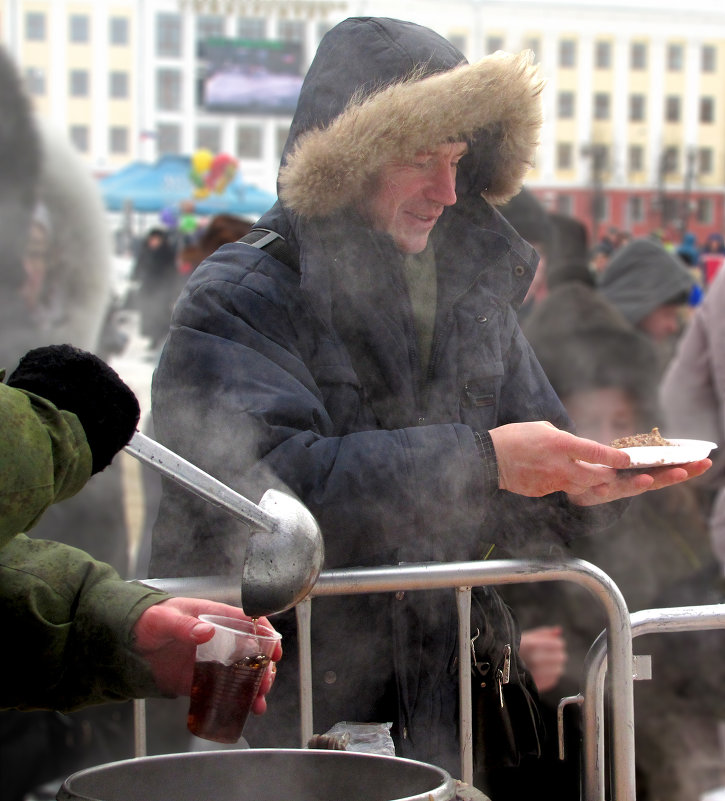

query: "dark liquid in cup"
xmin=187 ymin=653 xmax=271 ymax=743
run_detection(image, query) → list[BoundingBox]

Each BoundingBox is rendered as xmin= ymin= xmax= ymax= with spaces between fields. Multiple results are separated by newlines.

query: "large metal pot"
xmin=56 ymin=748 xmax=456 ymax=801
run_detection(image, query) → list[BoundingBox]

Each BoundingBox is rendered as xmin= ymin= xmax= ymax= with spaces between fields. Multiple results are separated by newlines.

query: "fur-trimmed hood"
xmin=278 ymin=17 xmax=543 ymax=219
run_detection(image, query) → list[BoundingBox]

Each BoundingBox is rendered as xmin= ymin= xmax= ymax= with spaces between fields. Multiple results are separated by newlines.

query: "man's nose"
xmin=426 ymin=163 xmax=458 ymax=206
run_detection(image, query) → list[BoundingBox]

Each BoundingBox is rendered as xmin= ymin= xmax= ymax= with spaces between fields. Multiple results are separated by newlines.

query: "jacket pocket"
xmin=460 ymin=364 xmax=504 ymax=429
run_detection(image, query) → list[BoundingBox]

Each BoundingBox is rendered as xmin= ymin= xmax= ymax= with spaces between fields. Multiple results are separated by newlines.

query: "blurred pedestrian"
xmin=598 ymin=237 xmax=693 ymax=371
xmin=178 ymin=213 xmax=253 ymax=276
xmin=698 ymin=232 xmax=725 ymax=287
xmin=0 ymin=44 xmax=141 ymax=799
xmin=502 ymin=280 xmax=712 ymax=800
xmin=131 ymin=227 xmax=179 ymax=350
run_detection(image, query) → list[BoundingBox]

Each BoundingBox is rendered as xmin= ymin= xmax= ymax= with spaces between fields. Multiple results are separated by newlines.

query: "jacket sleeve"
xmin=0 ymin=533 xmax=169 ymax=711
xmin=0 ymin=381 xmax=170 ymax=711
xmin=0 ymin=381 xmax=93 ymax=548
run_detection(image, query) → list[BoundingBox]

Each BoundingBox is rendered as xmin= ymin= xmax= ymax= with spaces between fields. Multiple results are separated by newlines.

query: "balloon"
xmin=191 ymin=148 xmax=214 ymax=175
xmin=159 ymin=206 xmax=178 ymax=227
xmin=205 ymin=153 xmax=238 ymax=195
xmin=179 ymin=214 xmax=198 ymax=234
xmin=189 ymin=168 xmax=205 ymax=188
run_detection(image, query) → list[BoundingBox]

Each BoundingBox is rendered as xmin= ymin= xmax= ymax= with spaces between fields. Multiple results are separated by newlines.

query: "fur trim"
xmin=279 ymin=50 xmax=544 ymax=218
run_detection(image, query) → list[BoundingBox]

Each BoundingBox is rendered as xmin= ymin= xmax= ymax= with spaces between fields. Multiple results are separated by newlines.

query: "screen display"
xmin=199 ymin=37 xmax=304 ymax=115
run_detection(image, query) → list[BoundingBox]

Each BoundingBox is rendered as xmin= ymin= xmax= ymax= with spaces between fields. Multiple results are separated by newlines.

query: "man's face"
xmin=361 ymin=142 xmax=468 ymax=254
xmin=638 ymin=304 xmax=685 ymax=342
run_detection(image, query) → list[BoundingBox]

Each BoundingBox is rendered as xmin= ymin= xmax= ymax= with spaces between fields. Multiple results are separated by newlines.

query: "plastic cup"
xmin=187 ymin=615 xmax=281 ymax=744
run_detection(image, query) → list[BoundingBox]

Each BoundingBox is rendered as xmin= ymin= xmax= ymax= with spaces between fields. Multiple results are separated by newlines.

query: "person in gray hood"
xmin=149 ymin=17 xmax=709 ymax=791
xmin=598 ymin=237 xmax=693 ymax=346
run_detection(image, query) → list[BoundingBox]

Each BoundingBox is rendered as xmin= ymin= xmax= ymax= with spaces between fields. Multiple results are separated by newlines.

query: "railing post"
xmin=456 ymin=586 xmax=473 ymax=786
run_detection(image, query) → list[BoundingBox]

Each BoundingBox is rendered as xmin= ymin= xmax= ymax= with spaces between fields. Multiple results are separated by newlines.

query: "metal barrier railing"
xmin=580 ymin=602 xmax=725 ymax=801
xmin=138 ymin=556 xmax=637 ymax=801
xmin=127 ymin=437 xmax=724 ymax=801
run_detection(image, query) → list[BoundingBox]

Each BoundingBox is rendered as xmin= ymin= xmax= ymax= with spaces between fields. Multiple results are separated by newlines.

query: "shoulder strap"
xmin=239 ymin=228 xmax=298 ymax=270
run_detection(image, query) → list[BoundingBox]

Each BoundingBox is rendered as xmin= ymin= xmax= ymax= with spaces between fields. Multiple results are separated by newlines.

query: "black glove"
xmin=6 ymin=344 xmax=140 ymax=474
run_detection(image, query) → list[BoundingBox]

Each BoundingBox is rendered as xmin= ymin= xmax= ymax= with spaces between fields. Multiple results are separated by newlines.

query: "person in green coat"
xmin=0 ymin=344 xmax=280 ymax=712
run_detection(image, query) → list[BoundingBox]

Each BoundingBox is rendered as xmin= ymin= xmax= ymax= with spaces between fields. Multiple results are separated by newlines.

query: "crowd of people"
xmin=4 ymin=14 xmax=725 ymax=801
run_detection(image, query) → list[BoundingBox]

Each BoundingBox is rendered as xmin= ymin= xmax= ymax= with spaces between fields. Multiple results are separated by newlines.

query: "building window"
xmin=628 ymin=195 xmax=645 ymax=223
xmin=110 ymin=17 xmax=129 ymax=46
xmin=559 ymin=39 xmax=576 ymax=68
xmin=696 ymin=198 xmax=714 ymax=224
xmin=110 ymin=126 xmax=129 ymax=154
xmin=448 ymin=33 xmax=467 ymax=54
xmin=24 ymin=67 xmax=46 ymax=97
xmin=592 ymin=193 xmax=610 ymax=222
xmin=235 ymin=125 xmax=263 ymax=159
xmin=666 ymin=43 xmax=683 ymax=71
xmin=486 ymin=36 xmax=504 ymax=54
xmin=157 ymin=13 xmax=182 ymax=58
xmin=700 ymin=96 xmax=715 ymax=123
xmin=523 ymin=37 xmax=540 ymax=61
xmin=665 ymin=96 xmax=681 ymax=123
xmin=109 ymin=71 xmax=129 ymax=99
xmin=278 ymin=20 xmax=306 ymax=61
xmin=69 ymin=125 xmax=89 ymax=153
xmin=69 ymin=14 xmax=89 ymax=43
xmin=702 ymin=45 xmax=717 ymax=73
xmin=594 ymin=92 xmax=611 ymax=120
xmin=556 ymin=142 xmax=573 ymax=169
xmin=557 ymin=91 xmax=575 ymax=119
xmin=317 ymin=22 xmax=333 ymax=43
xmin=196 ymin=125 xmax=221 ymax=153
xmin=157 ymin=123 xmax=181 ymax=155
xmin=25 ymin=12 xmax=46 ymax=41
xmin=237 ymin=17 xmax=266 ymax=39
xmin=197 ymin=15 xmax=225 ymax=40
xmin=662 ymin=147 xmax=679 ymax=173
xmin=595 ymin=41 xmax=611 ymax=69
xmin=276 ymin=125 xmax=290 ymax=160
xmin=156 ymin=69 xmax=182 ymax=111
xmin=629 ymin=145 xmax=644 ymax=172
xmin=69 ymin=70 xmax=90 ymax=98
xmin=631 ymin=42 xmax=647 ymax=70
xmin=699 ymin=147 xmax=714 ymax=175
xmin=629 ymin=94 xmax=646 ymax=122
xmin=556 ymin=194 xmax=573 ymax=215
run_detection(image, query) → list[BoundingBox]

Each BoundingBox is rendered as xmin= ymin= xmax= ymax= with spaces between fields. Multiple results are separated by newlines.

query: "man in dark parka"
xmin=149 ymin=16 xmax=709 ymax=782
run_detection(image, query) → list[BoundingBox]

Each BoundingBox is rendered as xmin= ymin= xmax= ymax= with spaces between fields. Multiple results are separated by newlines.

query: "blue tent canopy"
xmin=99 ymin=155 xmax=276 ymax=219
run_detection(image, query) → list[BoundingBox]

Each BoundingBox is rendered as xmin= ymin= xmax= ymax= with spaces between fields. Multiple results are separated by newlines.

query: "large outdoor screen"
xmin=199 ymin=37 xmax=304 ymax=115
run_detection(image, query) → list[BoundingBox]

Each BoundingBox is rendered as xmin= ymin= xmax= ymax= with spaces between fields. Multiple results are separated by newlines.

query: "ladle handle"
xmin=124 ymin=431 xmax=277 ymax=533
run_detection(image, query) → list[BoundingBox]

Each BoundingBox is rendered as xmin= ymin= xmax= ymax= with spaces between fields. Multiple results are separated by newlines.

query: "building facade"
xmin=2 ymin=0 xmax=725 ymax=242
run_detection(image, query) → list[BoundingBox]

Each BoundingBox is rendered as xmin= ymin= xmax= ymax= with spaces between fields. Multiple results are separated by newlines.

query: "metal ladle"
xmin=124 ymin=431 xmax=324 ymax=618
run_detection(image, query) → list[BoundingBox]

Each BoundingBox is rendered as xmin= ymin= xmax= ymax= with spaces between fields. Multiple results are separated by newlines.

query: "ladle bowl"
xmin=241 ymin=488 xmax=324 ymax=618
xmin=124 ymin=432 xmax=324 ymax=617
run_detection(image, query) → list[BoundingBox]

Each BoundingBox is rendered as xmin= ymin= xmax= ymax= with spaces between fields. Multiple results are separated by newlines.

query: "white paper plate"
xmin=618 ymin=438 xmax=717 ymax=468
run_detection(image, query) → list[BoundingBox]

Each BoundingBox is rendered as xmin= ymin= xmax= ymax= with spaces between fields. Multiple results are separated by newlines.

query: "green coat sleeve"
xmin=0 ymin=534 xmax=170 ymax=711
xmin=0 ymin=381 xmax=170 ymax=711
xmin=0 ymin=381 xmax=92 ymax=546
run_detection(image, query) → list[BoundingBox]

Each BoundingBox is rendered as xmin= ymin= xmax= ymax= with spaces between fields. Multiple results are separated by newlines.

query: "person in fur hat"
xmin=149 ymin=17 xmax=708 ymax=790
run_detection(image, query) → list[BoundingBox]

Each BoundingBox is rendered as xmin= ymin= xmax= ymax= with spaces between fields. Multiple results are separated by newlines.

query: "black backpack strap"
xmin=239 ymin=228 xmax=298 ymax=270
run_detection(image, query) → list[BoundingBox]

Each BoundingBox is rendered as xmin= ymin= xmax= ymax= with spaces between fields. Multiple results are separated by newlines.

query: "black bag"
xmin=470 ymin=585 xmax=544 ymax=778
